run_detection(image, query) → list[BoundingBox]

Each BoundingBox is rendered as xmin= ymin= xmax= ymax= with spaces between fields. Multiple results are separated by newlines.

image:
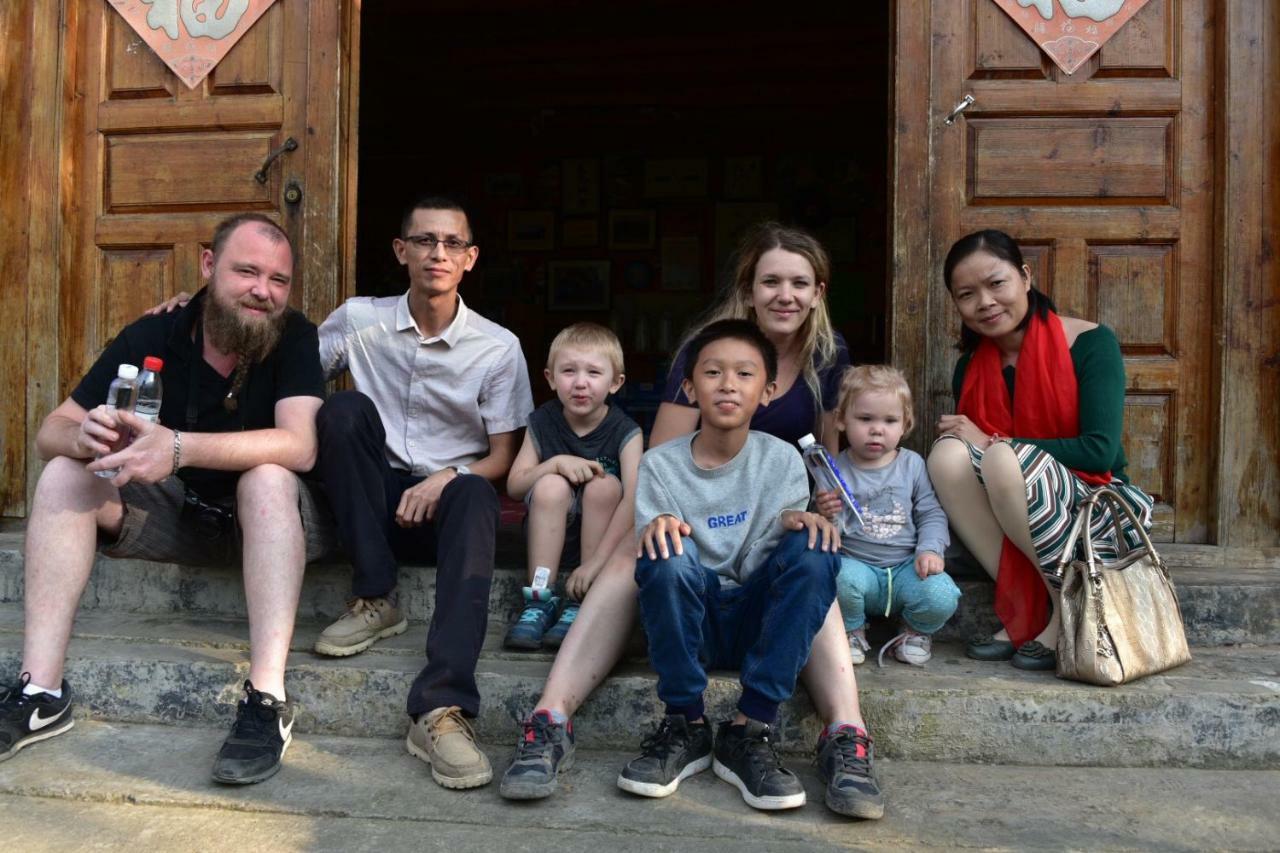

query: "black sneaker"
xmin=0 ymin=673 xmax=74 ymax=762
xmin=498 ymin=710 xmax=576 ymax=800
xmin=617 ymin=714 xmax=713 ymax=798
xmin=816 ymin=725 xmax=884 ymax=819
xmin=211 ymin=681 xmax=294 ymax=784
xmin=712 ymin=719 xmax=806 ymax=810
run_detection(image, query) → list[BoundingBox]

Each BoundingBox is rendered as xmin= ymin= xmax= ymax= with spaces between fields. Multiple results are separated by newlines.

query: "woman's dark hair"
xmin=682 ymin=319 xmax=779 ymax=384
xmin=942 ymin=229 xmax=1057 ymax=353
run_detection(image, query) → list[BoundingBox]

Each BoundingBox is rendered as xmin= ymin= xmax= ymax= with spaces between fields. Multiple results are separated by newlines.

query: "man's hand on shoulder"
xmin=637 ymin=514 xmax=691 ymax=561
xmin=86 ymin=410 xmax=174 ymax=486
xmin=395 ymin=467 xmax=458 ymax=527
xmin=781 ymin=510 xmax=841 ymax=553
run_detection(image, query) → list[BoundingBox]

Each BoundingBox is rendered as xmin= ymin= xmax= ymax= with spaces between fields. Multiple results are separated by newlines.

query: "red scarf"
xmin=957 ymin=311 xmax=1110 ymax=647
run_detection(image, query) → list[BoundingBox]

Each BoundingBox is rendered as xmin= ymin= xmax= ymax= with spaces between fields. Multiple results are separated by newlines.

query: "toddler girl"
xmin=816 ymin=365 xmax=960 ymax=665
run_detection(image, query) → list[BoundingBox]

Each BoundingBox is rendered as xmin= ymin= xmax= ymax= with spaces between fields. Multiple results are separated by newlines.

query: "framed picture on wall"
xmin=608 ymin=210 xmax=656 ymax=250
xmin=660 ymin=237 xmax=701 ymax=291
xmin=548 ymin=261 xmax=611 ymax=311
xmin=508 ymin=210 xmax=555 ymax=251
xmin=562 ymin=218 xmax=600 ymax=248
xmin=562 ymin=158 xmax=600 ymax=215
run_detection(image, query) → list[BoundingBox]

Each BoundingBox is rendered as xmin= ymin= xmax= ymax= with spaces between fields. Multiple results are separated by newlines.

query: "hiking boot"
xmin=211 ymin=681 xmax=294 ymax=784
xmin=0 ymin=674 xmax=74 ymax=762
xmin=499 ymin=710 xmax=576 ymax=800
xmin=314 ymin=596 xmax=407 ymax=657
xmin=815 ymin=724 xmax=884 ymax=819
xmin=877 ymin=629 xmax=933 ymax=667
xmin=542 ymin=602 xmax=579 ymax=649
xmin=616 ymin=714 xmax=713 ymax=798
xmin=503 ymin=587 xmax=560 ymax=650
xmin=406 ymin=706 xmax=492 ymax=789
xmin=847 ymin=627 xmax=870 ymax=665
xmin=712 ymin=720 xmax=805 ymax=810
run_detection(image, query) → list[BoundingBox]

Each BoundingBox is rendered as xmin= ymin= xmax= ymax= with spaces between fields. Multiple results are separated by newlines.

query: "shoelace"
xmin=639 ymin=718 xmax=684 ymax=760
xmin=429 ymin=707 xmax=478 ymax=744
xmin=818 ymin=729 xmax=873 ymax=778
xmin=730 ymin=727 xmax=785 ymax=778
xmin=518 ymin=604 xmax=551 ymax=625
xmin=557 ymin=604 xmax=579 ymax=625
xmin=515 ymin=715 xmax=555 ymax=759
xmin=848 ymin=631 xmax=871 ymax=654
xmin=344 ymin=597 xmax=381 ymax=623
xmin=1 ymin=674 xmax=42 ymax=718
xmin=229 ymin=681 xmax=280 ymax=740
xmin=876 ymin=631 xmax=929 ymax=668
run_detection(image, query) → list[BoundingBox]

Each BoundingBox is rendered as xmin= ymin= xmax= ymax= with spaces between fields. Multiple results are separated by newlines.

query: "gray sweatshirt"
xmin=831 ymin=448 xmax=950 ymax=567
xmin=635 ymin=431 xmax=808 ymax=586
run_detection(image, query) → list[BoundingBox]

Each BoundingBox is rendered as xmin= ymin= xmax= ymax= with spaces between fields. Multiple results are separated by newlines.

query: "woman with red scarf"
xmin=926 ymin=230 xmax=1154 ymax=671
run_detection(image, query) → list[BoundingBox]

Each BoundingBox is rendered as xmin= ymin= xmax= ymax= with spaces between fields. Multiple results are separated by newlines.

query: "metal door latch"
xmin=944 ymin=94 xmax=975 ymax=126
xmin=253 ymin=137 xmax=298 ymax=184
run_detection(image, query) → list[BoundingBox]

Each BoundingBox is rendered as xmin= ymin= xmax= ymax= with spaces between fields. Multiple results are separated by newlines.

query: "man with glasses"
xmin=2 ymin=214 xmax=334 ymax=784
xmin=313 ymin=195 xmax=532 ymax=790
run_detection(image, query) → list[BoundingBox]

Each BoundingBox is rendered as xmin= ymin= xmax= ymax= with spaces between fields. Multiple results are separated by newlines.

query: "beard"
xmin=203 ymin=279 xmax=286 ymax=364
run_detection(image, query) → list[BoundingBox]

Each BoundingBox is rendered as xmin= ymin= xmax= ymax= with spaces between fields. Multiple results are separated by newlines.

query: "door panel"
xmin=925 ymin=0 xmax=1213 ymax=542
xmin=60 ymin=0 xmax=339 ymax=401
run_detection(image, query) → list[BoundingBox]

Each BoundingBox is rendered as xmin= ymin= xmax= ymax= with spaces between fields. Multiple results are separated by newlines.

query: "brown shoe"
xmin=313 ymin=596 xmax=408 ymax=657
xmin=406 ymin=706 xmax=493 ymax=789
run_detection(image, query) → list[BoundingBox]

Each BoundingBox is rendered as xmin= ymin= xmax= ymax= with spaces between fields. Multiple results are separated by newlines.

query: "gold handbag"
xmin=1054 ymin=488 xmax=1191 ymax=686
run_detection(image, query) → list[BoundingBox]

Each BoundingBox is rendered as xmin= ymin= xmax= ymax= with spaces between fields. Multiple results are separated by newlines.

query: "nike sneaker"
xmin=211 ymin=680 xmax=294 ymax=784
xmin=0 ymin=673 xmax=74 ymax=762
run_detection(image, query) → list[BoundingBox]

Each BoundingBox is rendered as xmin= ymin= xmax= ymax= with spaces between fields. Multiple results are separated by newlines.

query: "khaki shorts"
xmin=102 ymin=474 xmax=337 ymax=566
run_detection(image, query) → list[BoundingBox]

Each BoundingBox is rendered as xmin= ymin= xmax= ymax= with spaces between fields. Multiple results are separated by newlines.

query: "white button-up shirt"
xmin=318 ymin=293 xmax=533 ymax=476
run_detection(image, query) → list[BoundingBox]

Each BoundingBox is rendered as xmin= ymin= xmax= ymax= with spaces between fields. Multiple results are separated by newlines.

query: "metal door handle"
xmin=944 ymin=95 xmax=975 ymax=126
xmin=253 ymin=137 xmax=297 ymax=184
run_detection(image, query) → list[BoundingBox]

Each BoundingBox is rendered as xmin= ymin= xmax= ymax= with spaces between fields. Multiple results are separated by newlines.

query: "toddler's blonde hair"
xmin=546 ymin=322 xmax=625 ymax=376
xmin=835 ymin=364 xmax=915 ymax=436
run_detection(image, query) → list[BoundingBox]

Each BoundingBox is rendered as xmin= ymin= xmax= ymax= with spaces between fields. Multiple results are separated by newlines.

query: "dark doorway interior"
xmin=358 ymin=1 xmax=890 ymax=431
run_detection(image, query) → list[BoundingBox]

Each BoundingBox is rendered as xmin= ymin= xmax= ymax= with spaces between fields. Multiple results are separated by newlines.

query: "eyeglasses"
xmin=402 ymin=234 xmax=473 ymax=254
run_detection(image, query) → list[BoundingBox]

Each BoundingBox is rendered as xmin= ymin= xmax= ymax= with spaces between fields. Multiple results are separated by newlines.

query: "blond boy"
xmin=504 ymin=323 xmax=642 ymax=649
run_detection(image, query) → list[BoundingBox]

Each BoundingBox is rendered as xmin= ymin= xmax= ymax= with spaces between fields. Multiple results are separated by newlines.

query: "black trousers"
xmin=316 ymin=390 xmax=497 ymax=718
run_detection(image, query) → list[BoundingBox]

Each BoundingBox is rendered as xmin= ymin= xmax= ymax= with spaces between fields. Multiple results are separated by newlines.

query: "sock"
xmin=823 ymin=720 xmax=866 ymax=739
xmin=23 ymin=682 xmax=62 ymax=698
xmin=535 ymin=708 xmax=568 ymax=725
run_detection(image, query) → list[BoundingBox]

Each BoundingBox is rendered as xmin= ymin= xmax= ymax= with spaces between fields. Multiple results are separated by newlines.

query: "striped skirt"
xmin=960 ymin=439 xmax=1154 ymax=589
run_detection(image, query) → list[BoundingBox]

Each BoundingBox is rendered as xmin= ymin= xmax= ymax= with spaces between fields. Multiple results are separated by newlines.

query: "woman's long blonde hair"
xmin=684 ymin=221 xmax=839 ymax=413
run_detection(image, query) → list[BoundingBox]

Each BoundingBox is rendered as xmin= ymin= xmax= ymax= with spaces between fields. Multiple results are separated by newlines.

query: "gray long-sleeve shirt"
xmin=635 ymin=432 xmax=808 ymax=586
xmin=831 ymin=448 xmax=949 ymax=567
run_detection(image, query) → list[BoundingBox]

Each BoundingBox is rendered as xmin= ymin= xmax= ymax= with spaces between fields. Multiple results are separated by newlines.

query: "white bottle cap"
xmin=797 ymin=433 xmax=816 ymax=449
xmin=116 ymin=364 xmax=139 ymax=381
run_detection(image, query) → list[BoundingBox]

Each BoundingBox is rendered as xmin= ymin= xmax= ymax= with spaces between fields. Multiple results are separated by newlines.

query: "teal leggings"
xmin=836 ymin=556 xmax=961 ymax=635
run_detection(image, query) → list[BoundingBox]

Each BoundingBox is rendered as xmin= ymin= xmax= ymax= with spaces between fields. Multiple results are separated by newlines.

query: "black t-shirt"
xmin=71 ymin=288 xmax=325 ymax=499
xmin=527 ymin=400 xmax=641 ymax=479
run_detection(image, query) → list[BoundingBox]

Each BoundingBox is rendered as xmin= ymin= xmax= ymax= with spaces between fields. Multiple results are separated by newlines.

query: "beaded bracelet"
xmin=172 ymin=430 xmax=183 ymax=475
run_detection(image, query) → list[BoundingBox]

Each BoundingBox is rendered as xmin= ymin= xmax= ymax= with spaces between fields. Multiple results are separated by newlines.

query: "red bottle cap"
xmin=143 ymin=356 xmax=164 ymax=372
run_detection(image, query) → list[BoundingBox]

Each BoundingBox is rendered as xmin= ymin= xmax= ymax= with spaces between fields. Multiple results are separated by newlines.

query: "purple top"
xmin=662 ymin=332 xmax=851 ymax=446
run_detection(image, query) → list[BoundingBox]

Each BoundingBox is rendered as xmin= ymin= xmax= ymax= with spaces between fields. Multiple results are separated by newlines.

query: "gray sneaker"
xmin=313 ymin=596 xmax=407 ymax=657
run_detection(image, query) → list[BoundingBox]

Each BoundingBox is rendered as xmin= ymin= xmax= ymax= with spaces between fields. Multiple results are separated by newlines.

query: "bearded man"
xmin=0 ymin=213 xmax=336 ymax=784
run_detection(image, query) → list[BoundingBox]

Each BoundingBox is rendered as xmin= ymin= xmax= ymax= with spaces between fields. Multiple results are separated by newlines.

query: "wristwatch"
xmin=451 ymin=464 xmax=471 ymax=477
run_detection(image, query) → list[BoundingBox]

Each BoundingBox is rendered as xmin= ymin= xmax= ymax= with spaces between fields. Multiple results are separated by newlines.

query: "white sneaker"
xmin=880 ymin=630 xmax=933 ymax=667
xmin=846 ymin=628 xmax=871 ymax=665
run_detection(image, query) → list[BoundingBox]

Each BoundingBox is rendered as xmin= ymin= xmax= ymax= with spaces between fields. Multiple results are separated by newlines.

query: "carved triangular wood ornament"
xmin=105 ymin=0 xmax=277 ymax=89
xmin=990 ymin=0 xmax=1153 ymax=75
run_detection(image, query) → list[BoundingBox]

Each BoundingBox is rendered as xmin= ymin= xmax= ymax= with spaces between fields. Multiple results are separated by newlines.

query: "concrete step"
xmin=3 ymin=720 xmax=1279 ymax=852
xmin=1 ymin=608 xmax=1276 ymax=769
xmin=3 ymin=528 xmax=1277 ymax=646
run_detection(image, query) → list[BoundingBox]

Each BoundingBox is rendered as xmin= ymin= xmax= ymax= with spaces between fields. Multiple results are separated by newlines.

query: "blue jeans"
xmin=836 ymin=555 xmax=961 ymax=635
xmin=634 ymin=530 xmax=837 ymax=724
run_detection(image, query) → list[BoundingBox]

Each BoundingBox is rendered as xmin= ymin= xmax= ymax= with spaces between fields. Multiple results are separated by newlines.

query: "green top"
xmin=952 ymin=325 xmax=1130 ymax=482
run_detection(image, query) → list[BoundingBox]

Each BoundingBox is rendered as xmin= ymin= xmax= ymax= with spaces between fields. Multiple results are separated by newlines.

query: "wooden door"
xmin=56 ymin=0 xmax=344 ymax=402
xmin=894 ymin=0 xmax=1213 ymax=543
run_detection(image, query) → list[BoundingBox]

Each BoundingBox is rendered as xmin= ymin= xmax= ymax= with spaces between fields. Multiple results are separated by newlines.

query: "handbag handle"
xmin=1052 ymin=491 xmax=1100 ymax=579
xmin=1082 ymin=488 xmax=1163 ymax=580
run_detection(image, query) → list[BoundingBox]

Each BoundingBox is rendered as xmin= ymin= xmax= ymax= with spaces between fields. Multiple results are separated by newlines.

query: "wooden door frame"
xmin=887 ymin=0 xmax=1280 ymax=554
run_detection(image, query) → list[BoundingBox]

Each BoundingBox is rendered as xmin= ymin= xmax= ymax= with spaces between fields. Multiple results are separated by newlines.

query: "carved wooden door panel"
xmin=58 ymin=0 xmax=342 ymax=400
xmin=925 ymin=0 xmax=1213 ymax=542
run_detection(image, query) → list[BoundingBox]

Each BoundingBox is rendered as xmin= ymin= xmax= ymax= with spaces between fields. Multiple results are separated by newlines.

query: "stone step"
xmin=0 ymin=607 xmax=1276 ymax=769
xmin=3 ymin=529 xmax=1277 ymax=646
xmin=4 ymin=721 xmax=1280 ymax=852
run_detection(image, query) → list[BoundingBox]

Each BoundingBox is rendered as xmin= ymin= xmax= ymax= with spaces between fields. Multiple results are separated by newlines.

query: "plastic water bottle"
xmin=798 ymin=433 xmax=864 ymax=529
xmin=133 ymin=356 xmax=164 ymax=424
xmin=94 ymin=363 xmax=139 ymax=479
